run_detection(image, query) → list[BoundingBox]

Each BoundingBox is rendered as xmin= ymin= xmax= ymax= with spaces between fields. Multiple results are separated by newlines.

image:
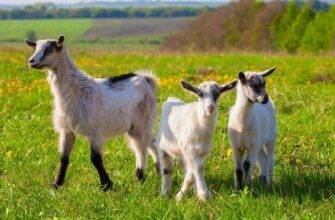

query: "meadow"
xmin=0 ymin=45 xmax=334 ymax=218
xmin=0 ymin=18 xmax=192 ymax=49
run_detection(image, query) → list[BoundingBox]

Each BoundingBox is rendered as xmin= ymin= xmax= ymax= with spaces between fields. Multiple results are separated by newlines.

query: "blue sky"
xmin=0 ymin=0 xmax=227 ymax=5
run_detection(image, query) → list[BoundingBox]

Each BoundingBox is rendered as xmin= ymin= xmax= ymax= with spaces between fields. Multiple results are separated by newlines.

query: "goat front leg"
xmin=175 ymin=167 xmax=194 ymax=201
xmin=265 ymin=141 xmax=275 ymax=185
xmin=257 ymin=146 xmax=270 ymax=184
xmin=53 ymin=131 xmax=75 ymax=188
xmin=232 ymin=147 xmax=244 ymax=190
xmin=191 ymin=157 xmax=212 ymax=201
xmin=89 ymin=137 xmax=112 ymax=191
xmin=244 ymin=146 xmax=258 ymax=186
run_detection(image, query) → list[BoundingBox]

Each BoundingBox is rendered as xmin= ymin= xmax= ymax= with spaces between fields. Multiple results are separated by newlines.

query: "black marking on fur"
xmin=135 ymin=168 xmax=144 ymax=181
xmin=235 ymin=169 xmax=243 ymax=190
xmin=53 ymin=154 xmax=69 ymax=188
xmin=211 ymin=86 xmax=221 ymax=102
xmin=243 ymin=160 xmax=251 ymax=175
xmin=247 ymin=76 xmax=265 ymax=94
xmin=91 ymin=149 xmax=112 ymax=191
xmin=109 ymin=73 xmax=137 ymax=84
xmin=40 ymin=43 xmax=56 ymax=62
xmin=181 ymin=80 xmax=204 ymax=97
xmin=163 ymin=168 xmax=171 ymax=175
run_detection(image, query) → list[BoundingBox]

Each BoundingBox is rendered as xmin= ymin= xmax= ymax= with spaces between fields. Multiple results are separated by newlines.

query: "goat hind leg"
xmin=128 ymin=135 xmax=148 ymax=181
xmin=160 ymin=151 xmax=173 ymax=196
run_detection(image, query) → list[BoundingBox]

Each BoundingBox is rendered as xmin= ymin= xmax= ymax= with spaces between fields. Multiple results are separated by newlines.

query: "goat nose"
xmin=262 ymin=95 xmax=269 ymax=104
xmin=29 ymin=59 xmax=34 ymax=63
xmin=208 ymin=105 xmax=215 ymax=114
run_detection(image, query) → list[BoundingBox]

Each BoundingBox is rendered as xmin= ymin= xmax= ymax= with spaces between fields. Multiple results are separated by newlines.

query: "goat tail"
xmin=136 ymin=70 xmax=158 ymax=93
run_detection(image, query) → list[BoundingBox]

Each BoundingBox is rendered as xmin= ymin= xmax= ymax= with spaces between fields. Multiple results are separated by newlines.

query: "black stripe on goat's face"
xmin=239 ymin=73 xmax=269 ymax=104
xmin=27 ymin=36 xmax=64 ymax=70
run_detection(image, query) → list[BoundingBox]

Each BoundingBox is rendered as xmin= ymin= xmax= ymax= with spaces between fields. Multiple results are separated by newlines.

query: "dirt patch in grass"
xmin=309 ymin=73 xmax=335 ymax=84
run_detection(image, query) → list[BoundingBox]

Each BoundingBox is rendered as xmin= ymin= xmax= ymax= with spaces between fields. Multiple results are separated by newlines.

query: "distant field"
xmin=0 ymin=18 xmax=193 ymax=47
xmin=0 ymin=49 xmax=334 ymax=218
xmin=0 ymin=19 xmax=92 ymax=43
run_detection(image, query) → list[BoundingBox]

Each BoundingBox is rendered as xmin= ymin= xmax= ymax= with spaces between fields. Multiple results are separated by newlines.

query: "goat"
xmin=157 ymin=79 xmax=237 ymax=201
xmin=228 ymin=67 xmax=276 ymax=190
xmin=25 ymin=36 xmax=158 ymax=191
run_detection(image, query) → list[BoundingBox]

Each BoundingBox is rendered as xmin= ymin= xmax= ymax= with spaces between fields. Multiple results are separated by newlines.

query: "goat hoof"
xmin=235 ymin=181 xmax=243 ymax=191
xmin=101 ymin=180 xmax=112 ymax=192
xmin=258 ymin=175 xmax=268 ymax=184
xmin=198 ymin=191 xmax=212 ymax=202
xmin=175 ymin=191 xmax=184 ymax=201
xmin=135 ymin=168 xmax=144 ymax=182
xmin=52 ymin=182 xmax=60 ymax=189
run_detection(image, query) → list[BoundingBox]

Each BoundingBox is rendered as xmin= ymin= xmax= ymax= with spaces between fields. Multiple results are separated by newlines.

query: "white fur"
xmin=228 ymin=72 xmax=276 ymax=188
xmin=156 ymin=81 xmax=234 ymax=201
xmin=28 ymin=40 xmax=158 ymax=184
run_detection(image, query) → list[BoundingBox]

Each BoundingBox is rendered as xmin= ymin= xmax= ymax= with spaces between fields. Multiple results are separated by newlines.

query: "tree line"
xmin=164 ymin=0 xmax=335 ymax=54
xmin=0 ymin=3 xmax=210 ymax=19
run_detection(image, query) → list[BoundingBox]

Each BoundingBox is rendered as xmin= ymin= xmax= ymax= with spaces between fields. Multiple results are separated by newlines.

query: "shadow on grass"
xmin=207 ymin=169 xmax=335 ymax=201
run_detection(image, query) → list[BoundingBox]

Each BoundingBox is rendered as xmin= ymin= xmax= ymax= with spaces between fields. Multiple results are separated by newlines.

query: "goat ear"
xmin=261 ymin=67 xmax=276 ymax=78
xmin=25 ymin=40 xmax=36 ymax=48
xmin=219 ymin=80 xmax=237 ymax=93
xmin=55 ymin=35 xmax=65 ymax=51
xmin=58 ymin=35 xmax=65 ymax=45
xmin=238 ymin=72 xmax=246 ymax=84
xmin=180 ymin=80 xmax=203 ymax=97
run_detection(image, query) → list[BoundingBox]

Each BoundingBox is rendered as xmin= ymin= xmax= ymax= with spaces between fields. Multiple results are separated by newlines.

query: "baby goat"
xmin=228 ymin=67 xmax=276 ymax=190
xmin=26 ymin=36 xmax=158 ymax=191
xmin=157 ymin=79 xmax=236 ymax=201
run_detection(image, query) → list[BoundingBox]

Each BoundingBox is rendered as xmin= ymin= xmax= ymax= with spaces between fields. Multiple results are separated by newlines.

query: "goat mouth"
xmin=30 ymin=64 xmax=45 ymax=69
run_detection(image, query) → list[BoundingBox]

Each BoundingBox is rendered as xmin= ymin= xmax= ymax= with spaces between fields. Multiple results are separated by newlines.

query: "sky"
xmin=0 ymin=0 xmax=226 ymax=5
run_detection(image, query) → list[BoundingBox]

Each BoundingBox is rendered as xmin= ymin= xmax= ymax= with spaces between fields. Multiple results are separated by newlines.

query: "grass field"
xmin=0 ymin=18 xmax=192 ymax=49
xmin=0 ymin=48 xmax=334 ymax=218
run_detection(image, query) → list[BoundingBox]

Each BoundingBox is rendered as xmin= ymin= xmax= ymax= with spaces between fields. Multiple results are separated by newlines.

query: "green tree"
xmin=300 ymin=9 xmax=335 ymax=52
xmin=271 ymin=0 xmax=299 ymax=50
xmin=283 ymin=3 xmax=315 ymax=53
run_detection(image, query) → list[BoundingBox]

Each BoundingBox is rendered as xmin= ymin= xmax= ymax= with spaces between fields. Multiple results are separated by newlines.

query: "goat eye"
xmin=197 ymin=91 xmax=204 ymax=98
xmin=45 ymin=48 xmax=54 ymax=55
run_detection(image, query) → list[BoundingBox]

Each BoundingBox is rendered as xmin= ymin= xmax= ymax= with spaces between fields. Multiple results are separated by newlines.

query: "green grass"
xmin=0 ymin=19 xmax=93 ymax=43
xmin=0 ymin=49 xmax=334 ymax=219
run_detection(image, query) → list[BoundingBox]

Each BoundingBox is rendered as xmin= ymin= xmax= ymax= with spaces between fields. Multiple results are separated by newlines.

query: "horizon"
xmin=0 ymin=0 xmax=228 ymax=6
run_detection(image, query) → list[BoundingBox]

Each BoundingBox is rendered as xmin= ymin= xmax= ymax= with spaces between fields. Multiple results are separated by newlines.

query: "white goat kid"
xmin=26 ymin=36 xmax=158 ymax=191
xmin=228 ymin=67 xmax=276 ymax=190
xmin=157 ymin=80 xmax=237 ymax=201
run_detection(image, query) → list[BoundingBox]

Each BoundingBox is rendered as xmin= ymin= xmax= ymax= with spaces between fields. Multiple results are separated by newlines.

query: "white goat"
xmin=157 ymin=79 xmax=236 ymax=201
xmin=228 ymin=67 xmax=276 ymax=190
xmin=25 ymin=36 xmax=159 ymax=191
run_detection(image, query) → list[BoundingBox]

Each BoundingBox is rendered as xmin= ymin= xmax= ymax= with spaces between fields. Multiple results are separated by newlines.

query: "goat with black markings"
xmin=228 ymin=67 xmax=276 ymax=190
xmin=25 ymin=36 xmax=159 ymax=191
xmin=157 ymin=79 xmax=237 ymax=201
